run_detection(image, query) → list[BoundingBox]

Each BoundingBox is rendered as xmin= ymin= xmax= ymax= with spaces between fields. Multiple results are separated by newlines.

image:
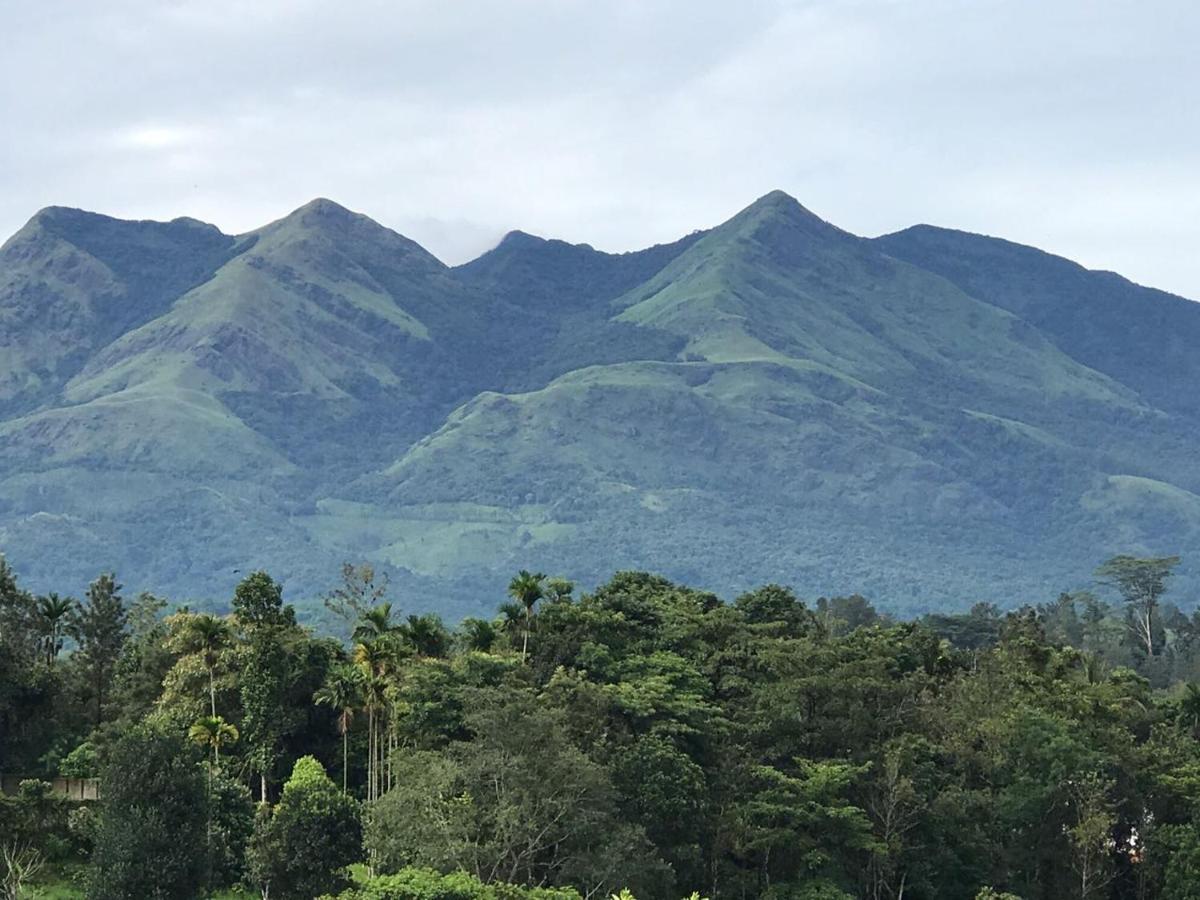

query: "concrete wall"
xmin=0 ymin=775 xmax=100 ymax=801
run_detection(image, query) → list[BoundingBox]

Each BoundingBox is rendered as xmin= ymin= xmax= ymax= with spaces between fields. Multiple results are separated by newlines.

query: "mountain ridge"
xmin=0 ymin=191 xmax=1196 ymax=617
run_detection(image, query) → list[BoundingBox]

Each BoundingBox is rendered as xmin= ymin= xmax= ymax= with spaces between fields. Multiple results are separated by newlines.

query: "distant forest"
xmin=4 ymin=552 xmax=1200 ymax=900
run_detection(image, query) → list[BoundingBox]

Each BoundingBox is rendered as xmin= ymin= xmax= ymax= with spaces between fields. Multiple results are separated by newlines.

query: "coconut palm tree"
xmin=174 ymin=613 xmax=232 ymax=717
xmin=34 ymin=593 xmax=74 ymax=665
xmin=188 ymin=714 xmax=239 ymax=766
xmin=507 ymin=570 xmax=546 ymax=662
xmin=314 ymin=664 xmax=363 ymax=793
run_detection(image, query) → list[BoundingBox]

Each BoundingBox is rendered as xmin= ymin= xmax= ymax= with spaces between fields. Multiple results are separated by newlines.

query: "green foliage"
xmin=68 ymin=574 xmax=128 ymax=728
xmin=325 ymin=867 xmax=581 ymax=900
xmin=58 ymin=741 xmax=98 ymax=778
xmin=85 ymin=725 xmax=208 ymax=900
xmin=366 ymin=690 xmax=667 ymax=897
xmin=246 ymin=756 xmax=362 ymax=900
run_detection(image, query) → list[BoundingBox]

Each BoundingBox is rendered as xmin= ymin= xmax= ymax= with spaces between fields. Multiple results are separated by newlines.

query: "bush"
xmin=59 ymin=741 xmax=99 ymax=778
xmin=323 ymin=867 xmax=581 ymax=900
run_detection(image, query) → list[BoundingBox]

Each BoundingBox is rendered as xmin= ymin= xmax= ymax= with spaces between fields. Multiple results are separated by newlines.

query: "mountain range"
xmin=1 ymin=190 xmax=1196 ymax=619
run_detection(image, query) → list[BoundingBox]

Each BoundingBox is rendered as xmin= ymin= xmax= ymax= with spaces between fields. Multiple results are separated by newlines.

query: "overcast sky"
xmin=3 ymin=0 xmax=1198 ymax=296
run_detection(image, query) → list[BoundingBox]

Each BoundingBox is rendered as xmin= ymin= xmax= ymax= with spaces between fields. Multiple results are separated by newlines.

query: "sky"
xmin=3 ymin=0 xmax=1199 ymax=297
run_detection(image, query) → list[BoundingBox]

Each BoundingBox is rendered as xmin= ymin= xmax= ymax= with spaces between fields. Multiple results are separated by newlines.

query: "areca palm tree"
xmin=353 ymin=602 xmax=398 ymax=645
xmin=314 ymin=664 xmax=363 ymax=793
xmin=507 ymin=570 xmax=546 ymax=662
xmin=35 ymin=593 xmax=74 ymax=665
xmin=174 ymin=613 xmax=232 ymax=717
xmin=188 ymin=714 xmax=239 ymax=765
xmin=353 ymin=637 xmax=399 ymax=802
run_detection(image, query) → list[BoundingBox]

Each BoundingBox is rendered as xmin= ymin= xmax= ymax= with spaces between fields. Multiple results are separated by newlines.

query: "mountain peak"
xmin=736 ymin=190 xmax=836 ymax=230
xmin=496 ymin=229 xmax=547 ymax=249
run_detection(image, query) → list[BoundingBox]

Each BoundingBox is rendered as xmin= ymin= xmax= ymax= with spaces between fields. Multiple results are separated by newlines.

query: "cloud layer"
xmin=3 ymin=0 xmax=1198 ymax=296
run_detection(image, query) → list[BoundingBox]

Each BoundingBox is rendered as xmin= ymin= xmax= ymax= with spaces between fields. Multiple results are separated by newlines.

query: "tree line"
xmin=2 ymin=553 xmax=1200 ymax=899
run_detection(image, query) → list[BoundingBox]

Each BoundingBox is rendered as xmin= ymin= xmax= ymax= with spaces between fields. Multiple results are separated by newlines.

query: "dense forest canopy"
xmin=5 ymin=552 xmax=1200 ymax=899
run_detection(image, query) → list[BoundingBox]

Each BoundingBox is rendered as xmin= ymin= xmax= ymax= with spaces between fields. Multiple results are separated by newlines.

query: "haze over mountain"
xmin=0 ymin=191 xmax=1194 ymax=618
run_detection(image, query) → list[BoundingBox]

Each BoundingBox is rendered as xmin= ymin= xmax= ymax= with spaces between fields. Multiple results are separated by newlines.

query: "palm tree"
xmin=314 ymin=664 xmax=363 ymax=793
xmin=34 ymin=593 xmax=74 ymax=665
xmin=174 ymin=613 xmax=232 ymax=717
xmin=400 ymin=613 xmax=449 ymax=658
xmin=507 ymin=570 xmax=546 ymax=662
xmin=458 ymin=617 xmax=499 ymax=653
xmin=353 ymin=637 xmax=398 ymax=802
xmin=188 ymin=714 xmax=239 ymax=766
xmin=353 ymin=602 xmax=398 ymax=645
xmin=1181 ymin=683 xmax=1200 ymax=737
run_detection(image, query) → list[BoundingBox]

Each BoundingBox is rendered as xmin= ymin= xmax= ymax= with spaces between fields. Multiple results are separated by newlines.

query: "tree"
xmin=353 ymin=636 xmax=398 ymax=802
xmin=189 ymin=715 xmax=240 ymax=766
xmin=324 ymin=562 xmax=390 ymax=635
xmin=401 ymin=613 xmax=451 ymax=658
xmin=247 ymin=756 xmax=362 ymax=900
xmin=34 ymin=593 xmax=73 ymax=665
xmin=173 ymin=613 xmax=233 ymax=717
xmin=366 ymin=689 xmax=666 ymax=897
xmin=314 ymin=664 xmax=364 ymax=793
xmin=1096 ymin=555 xmax=1180 ymax=657
xmin=235 ymin=572 xmax=294 ymax=803
xmin=1065 ymin=773 xmax=1116 ymax=900
xmin=458 ymin=617 xmax=499 ymax=653
xmin=353 ymin=602 xmax=399 ymax=645
xmin=507 ymin=570 xmax=546 ymax=662
xmin=86 ymin=726 xmax=208 ymax=900
xmin=233 ymin=570 xmax=295 ymax=629
xmin=69 ymin=573 xmax=128 ymax=727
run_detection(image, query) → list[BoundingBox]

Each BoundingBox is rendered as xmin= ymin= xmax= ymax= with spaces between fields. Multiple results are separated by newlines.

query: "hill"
xmin=0 ymin=192 xmax=1196 ymax=616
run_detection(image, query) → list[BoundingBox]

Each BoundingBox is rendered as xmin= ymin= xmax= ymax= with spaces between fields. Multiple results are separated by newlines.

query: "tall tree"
xmin=34 ymin=593 xmax=73 ymax=665
xmin=314 ymin=664 xmax=363 ymax=793
xmin=246 ymin=756 xmax=362 ymax=900
xmin=69 ymin=573 xmax=128 ymax=727
xmin=234 ymin=571 xmax=294 ymax=803
xmin=173 ymin=613 xmax=233 ymax=717
xmin=323 ymin=562 xmax=390 ymax=635
xmin=1096 ymin=554 xmax=1180 ymax=657
xmin=507 ymin=570 xmax=546 ymax=663
xmin=189 ymin=715 xmax=240 ymax=766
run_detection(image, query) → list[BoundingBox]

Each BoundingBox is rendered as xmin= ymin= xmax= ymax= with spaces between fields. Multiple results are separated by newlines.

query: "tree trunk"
xmin=209 ymin=666 xmax=217 ymax=718
xmin=260 ymin=772 xmax=267 ymax=804
xmin=342 ymin=724 xmax=348 ymax=794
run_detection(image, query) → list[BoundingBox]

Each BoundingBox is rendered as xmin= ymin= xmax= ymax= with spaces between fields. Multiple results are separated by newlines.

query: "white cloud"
xmin=1 ymin=0 xmax=1198 ymax=293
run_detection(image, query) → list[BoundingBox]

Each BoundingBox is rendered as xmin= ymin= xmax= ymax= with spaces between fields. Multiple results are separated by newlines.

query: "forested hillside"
xmin=5 ymin=553 xmax=1200 ymax=899
xmin=2 ymin=193 xmax=1200 ymax=613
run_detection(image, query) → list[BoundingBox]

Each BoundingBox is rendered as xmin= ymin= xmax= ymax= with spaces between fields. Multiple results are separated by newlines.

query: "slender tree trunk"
xmin=260 ymin=772 xmax=267 ymax=804
xmin=522 ymin=608 xmax=531 ymax=662
xmin=209 ymin=665 xmax=217 ymax=718
xmin=342 ymin=720 xmax=349 ymax=794
xmin=367 ymin=707 xmax=375 ymax=803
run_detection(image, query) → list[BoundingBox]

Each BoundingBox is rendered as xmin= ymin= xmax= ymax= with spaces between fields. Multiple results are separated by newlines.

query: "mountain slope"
xmin=1 ymin=192 xmax=1199 ymax=614
xmin=347 ymin=193 xmax=1196 ymax=607
xmin=0 ymin=208 xmax=239 ymax=412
